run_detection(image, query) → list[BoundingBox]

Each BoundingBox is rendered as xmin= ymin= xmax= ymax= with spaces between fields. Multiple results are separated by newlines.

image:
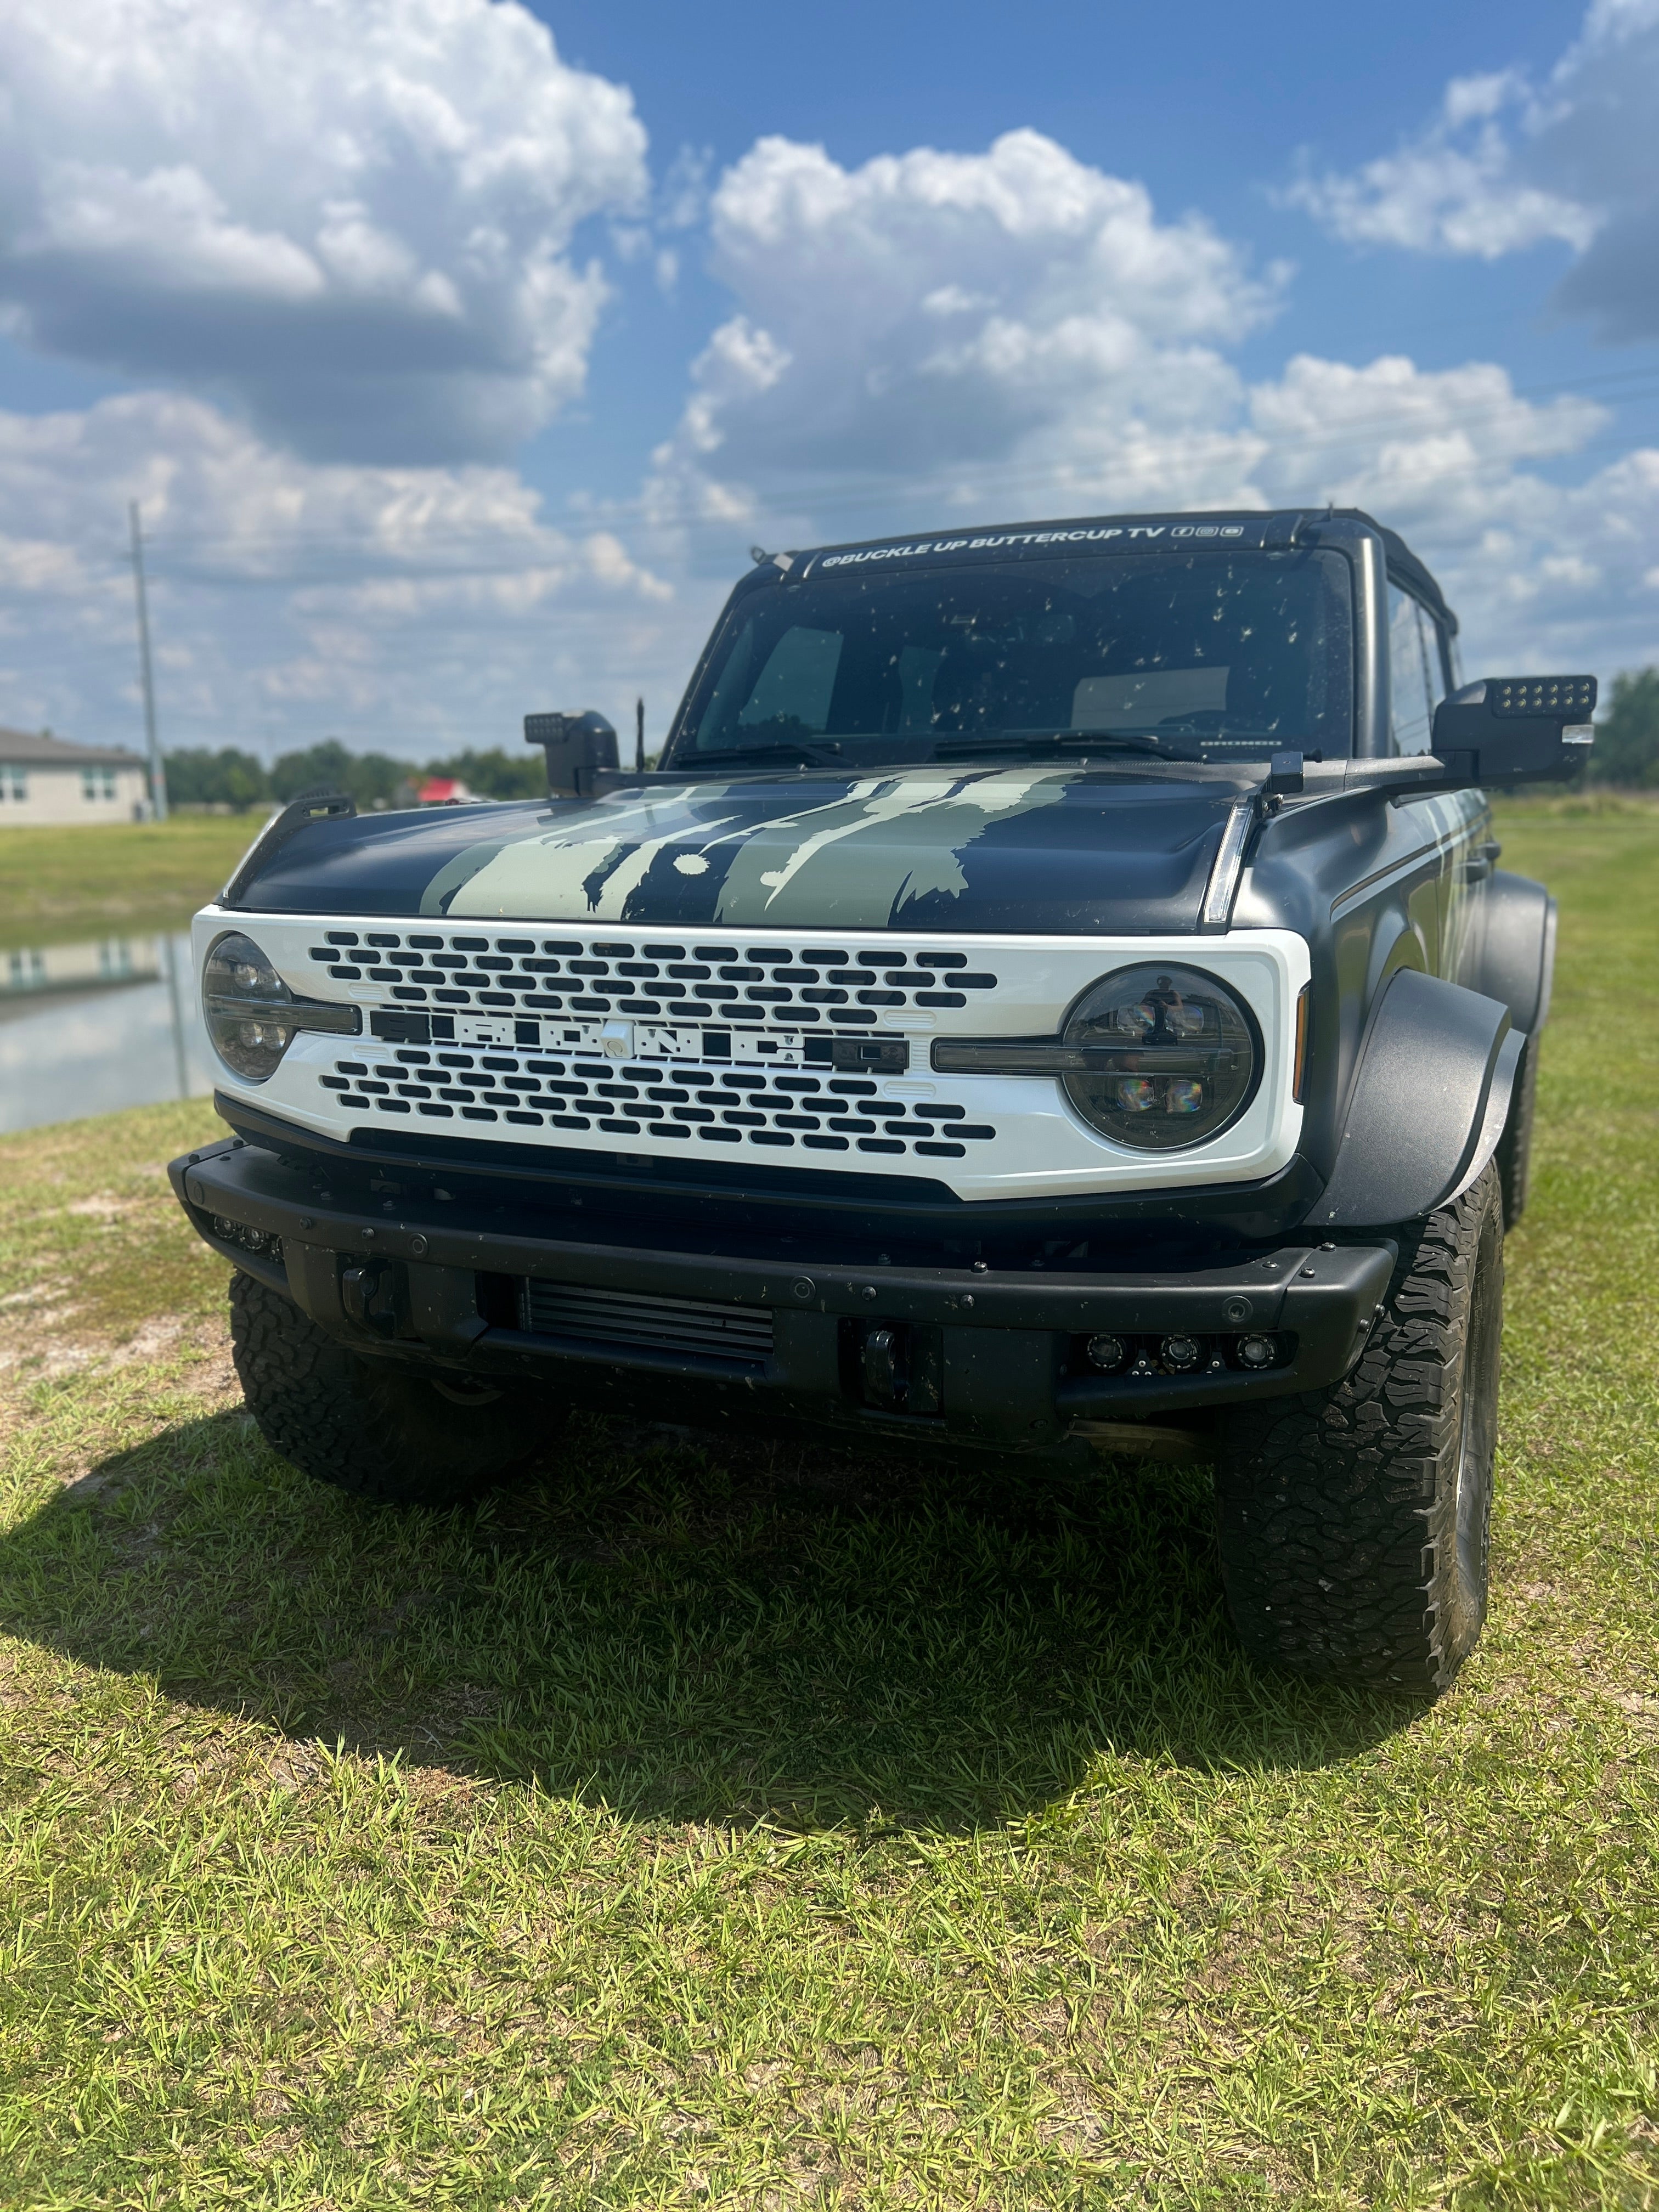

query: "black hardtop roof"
xmin=776 ymin=505 xmax=1457 ymax=636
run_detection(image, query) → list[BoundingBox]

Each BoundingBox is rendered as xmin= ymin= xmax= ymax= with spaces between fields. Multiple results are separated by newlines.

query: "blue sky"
xmin=537 ymin=0 xmax=1633 ymax=477
xmin=1 ymin=0 xmax=1657 ymax=760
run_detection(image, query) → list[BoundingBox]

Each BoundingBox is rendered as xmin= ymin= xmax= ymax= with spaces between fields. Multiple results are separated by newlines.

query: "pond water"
xmin=0 ymin=931 xmax=216 ymax=1134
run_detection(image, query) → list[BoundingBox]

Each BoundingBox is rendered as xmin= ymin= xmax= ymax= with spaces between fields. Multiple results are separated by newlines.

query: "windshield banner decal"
xmin=818 ymin=523 xmax=1246 ymax=570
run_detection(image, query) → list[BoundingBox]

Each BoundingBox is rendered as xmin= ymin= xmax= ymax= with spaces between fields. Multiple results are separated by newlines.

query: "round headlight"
xmin=203 ymin=931 xmax=297 ymax=1082
xmin=1061 ymin=962 xmax=1259 ymax=1151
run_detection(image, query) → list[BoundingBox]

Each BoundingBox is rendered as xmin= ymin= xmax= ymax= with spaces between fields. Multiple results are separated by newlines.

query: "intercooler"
xmin=520 ymin=1278 xmax=775 ymax=1364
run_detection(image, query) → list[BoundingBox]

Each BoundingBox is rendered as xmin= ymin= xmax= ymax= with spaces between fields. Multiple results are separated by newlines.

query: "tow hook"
xmin=853 ymin=1321 xmax=944 ymax=1415
xmin=340 ymin=1258 xmax=399 ymax=1336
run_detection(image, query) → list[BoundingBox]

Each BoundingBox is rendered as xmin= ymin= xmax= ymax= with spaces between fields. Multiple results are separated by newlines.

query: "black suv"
xmin=172 ymin=508 xmax=1594 ymax=1695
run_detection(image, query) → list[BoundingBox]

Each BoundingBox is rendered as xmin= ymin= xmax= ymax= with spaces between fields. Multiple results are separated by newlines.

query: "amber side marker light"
xmin=1293 ymin=984 xmax=1311 ymax=1102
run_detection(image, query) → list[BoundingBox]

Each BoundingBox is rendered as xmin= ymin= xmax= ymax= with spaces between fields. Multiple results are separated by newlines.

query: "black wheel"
xmin=1494 ymin=1030 xmax=1539 ymax=1227
xmin=1216 ymin=1164 xmax=1504 ymax=1696
xmin=229 ymin=1271 xmax=544 ymax=1506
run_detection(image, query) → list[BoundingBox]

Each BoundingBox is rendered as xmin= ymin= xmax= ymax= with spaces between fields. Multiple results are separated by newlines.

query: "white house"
xmin=0 ymin=728 xmax=150 ymax=825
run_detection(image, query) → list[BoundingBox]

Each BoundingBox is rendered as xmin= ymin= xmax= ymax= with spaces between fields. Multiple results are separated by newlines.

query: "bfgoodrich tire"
xmin=1215 ymin=1165 xmax=1504 ymax=1696
xmin=230 ymin=1271 xmax=544 ymax=1506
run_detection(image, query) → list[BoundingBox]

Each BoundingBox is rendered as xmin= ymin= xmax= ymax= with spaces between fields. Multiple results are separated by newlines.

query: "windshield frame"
xmin=661 ymin=538 xmax=1360 ymax=776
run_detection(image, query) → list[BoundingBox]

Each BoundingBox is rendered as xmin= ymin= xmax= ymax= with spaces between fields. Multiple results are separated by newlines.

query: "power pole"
xmin=635 ymin=696 xmax=645 ymax=774
xmin=128 ymin=500 xmax=168 ymax=821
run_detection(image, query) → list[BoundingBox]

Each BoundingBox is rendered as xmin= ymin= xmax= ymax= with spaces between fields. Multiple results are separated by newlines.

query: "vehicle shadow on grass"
xmin=0 ymin=1403 xmax=1414 ymax=1832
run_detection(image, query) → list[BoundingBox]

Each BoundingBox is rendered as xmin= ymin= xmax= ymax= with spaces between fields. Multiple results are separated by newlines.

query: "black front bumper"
xmin=172 ymin=1137 xmax=1395 ymax=1453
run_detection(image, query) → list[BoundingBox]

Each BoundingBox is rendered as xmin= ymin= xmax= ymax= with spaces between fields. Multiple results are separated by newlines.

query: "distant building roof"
xmin=0 ymin=727 xmax=146 ymax=769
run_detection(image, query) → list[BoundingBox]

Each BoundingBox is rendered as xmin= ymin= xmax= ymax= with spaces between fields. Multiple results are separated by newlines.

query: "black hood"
xmin=230 ymin=766 xmax=1250 ymax=935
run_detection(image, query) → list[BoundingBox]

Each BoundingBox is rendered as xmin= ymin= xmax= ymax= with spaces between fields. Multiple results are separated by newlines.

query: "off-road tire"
xmin=1215 ymin=1164 xmax=1504 ymax=1696
xmin=230 ymin=1271 xmax=543 ymax=1506
xmin=1494 ymin=1030 xmax=1539 ymax=1228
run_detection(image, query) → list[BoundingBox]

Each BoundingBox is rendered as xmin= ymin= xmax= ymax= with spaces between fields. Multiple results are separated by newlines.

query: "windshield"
xmin=670 ymin=548 xmax=1353 ymax=769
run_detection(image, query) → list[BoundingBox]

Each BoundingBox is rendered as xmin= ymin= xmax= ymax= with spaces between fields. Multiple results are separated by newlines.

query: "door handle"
xmin=1459 ymin=838 xmax=1501 ymax=885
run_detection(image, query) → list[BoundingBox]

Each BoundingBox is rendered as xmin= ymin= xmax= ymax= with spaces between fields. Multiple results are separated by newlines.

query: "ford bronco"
xmin=170 ymin=508 xmax=1593 ymax=1694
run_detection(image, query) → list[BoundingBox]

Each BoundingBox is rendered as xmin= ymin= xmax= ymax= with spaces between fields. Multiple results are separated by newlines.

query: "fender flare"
xmin=1316 ymin=968 xmax=1523 ymax=1228
xmin=1474 ymin=868 xmax=1557 ymax=1034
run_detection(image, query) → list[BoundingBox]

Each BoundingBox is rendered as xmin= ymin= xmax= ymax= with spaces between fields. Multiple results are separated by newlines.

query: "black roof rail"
xmin=1326 ymin=508 xmax=1458 ymax=635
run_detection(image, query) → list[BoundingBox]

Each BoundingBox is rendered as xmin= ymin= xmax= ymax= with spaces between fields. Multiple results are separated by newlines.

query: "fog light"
xmin=1161 ymin=1334 xmax=1203 ymax=1371
xmin=1086 ymin=1333 xmax=1126 ymax=1372
xmin=210 ymin=1214 xmax=273 ymax=1257
xmin=1237 ymin=1333 xmax=1278 ymax=1368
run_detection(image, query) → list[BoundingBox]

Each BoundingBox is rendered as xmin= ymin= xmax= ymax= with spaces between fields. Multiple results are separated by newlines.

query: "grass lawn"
xmin=0 ymin=798 xmax=1655 ymax=2207
xmin=0 ymin=815 xmax=262 ymax=950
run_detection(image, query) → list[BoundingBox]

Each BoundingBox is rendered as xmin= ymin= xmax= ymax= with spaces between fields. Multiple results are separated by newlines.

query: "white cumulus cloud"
xmin=1250 ymin=354 xmax=1606 ymax=514
xmin=1280 ymin=71 xmax=1598 ymax=258
xmin=1282 ymin=1 xmax=1659 ymax=340
xmin=0 ymin=0 xmax=650 ymax=461
xmin=10 ymin=72 xmax=1659 ymax=759
xmin=1242 ymin=354 xmax=1659 ymax=669
xmin=647 ymin=130 xmax=1284 ymax=539
xmin=0 ymin=392 xmax=700 ymax=757
xmin=637 ymin=125 xmax=1659 ymax=678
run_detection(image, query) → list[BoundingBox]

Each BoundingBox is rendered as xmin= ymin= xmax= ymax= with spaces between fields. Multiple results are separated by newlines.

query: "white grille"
xmin=199 ymin=909 xmax=1309 ymax=1202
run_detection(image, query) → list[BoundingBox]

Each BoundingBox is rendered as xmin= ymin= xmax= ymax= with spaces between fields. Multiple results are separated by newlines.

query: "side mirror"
xmin=1431 ymin=676 xmax=1596 ymax=785
xmin=524 ymin=709 xmax=618 ymax=798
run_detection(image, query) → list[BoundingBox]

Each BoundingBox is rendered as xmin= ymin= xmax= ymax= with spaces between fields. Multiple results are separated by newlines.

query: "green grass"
xmin=0 ymin=816 xmax=261 ymax=951
xmin=0 ymin=802 xmax=1655 ymax=2205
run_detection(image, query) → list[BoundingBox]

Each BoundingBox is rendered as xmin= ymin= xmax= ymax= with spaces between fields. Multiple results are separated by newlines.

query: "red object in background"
xmin=416 ymin=775 xmax=471 ymax=805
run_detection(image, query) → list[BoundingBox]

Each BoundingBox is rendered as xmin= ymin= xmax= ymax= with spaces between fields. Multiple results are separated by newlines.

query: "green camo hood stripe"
xmin=428 ymin=770 xmax=1071 ymax=928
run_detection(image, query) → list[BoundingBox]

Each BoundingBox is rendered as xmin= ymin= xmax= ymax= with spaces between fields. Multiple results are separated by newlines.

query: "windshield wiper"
xmin=927 ymin=731 xmax=1204 ymax=763
xmin=668 ymin=730 xmax=1215 ymax=775
xmin=670 ymin=742 xmax=853 ymax=771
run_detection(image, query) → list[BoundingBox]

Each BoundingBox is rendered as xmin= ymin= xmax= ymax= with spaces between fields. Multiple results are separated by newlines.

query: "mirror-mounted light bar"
xmin=1487 ymin=675 xmax=1595 ymax=719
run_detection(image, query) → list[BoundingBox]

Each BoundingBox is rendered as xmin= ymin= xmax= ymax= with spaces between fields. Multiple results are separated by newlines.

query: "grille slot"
xmin=321 ymin=1047 xmax=995 ymax=1157
xmin=522 ymin=1280 xmax=774 ymax=1364
xmin=306 ymin=929 xmax=999 ymax=1028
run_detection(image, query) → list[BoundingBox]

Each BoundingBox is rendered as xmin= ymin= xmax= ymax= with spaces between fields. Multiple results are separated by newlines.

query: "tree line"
xmin=1585 ymin=670 xmax=1659 ymax=787
xmin=162 ymin=740 xmax=546 ymax=811
xmin=165 ymin=675 xmax=1659 ymax=809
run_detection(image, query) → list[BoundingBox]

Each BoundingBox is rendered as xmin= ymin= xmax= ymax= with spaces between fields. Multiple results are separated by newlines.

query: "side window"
xmin=1388 ymin=582 xmax=1444 ymax=755
xmin=1424 ymin=612 xmax=1449 ymax=709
